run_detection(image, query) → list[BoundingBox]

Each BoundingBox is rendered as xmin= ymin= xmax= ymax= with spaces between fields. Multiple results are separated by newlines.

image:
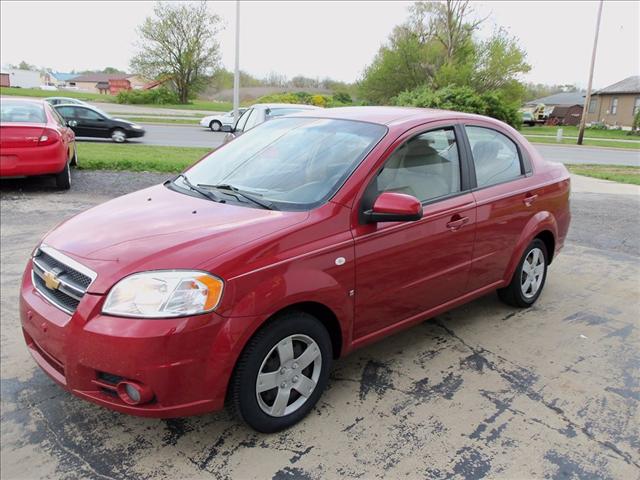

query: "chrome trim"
xmin=38 ymin=244 xmax=97 ymax=283
xmin=31 ymin=244 xmax=97 ymax=315
xmin=31 ymin=271 xmax=75 ymax=315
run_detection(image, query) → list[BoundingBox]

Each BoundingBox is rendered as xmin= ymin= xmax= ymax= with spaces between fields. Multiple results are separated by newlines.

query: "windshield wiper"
xmin=175 ymin=174 xmax=224 ymax=203
xmin=199 ymin=183 xmax=278 ymax=210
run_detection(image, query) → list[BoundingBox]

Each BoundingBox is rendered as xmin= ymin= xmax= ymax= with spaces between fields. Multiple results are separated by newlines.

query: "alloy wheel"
xmin=255 ymin=334 xmax=322 ymax=417
xmin=520 ymin=247 xmax=545 ymax=298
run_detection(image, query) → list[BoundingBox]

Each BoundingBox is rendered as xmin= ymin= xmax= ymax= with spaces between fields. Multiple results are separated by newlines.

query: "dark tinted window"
xmin=377 ymin=127 xmax=461 ymax=202
xmin=466 ymin=126 xmax=522 ymax=187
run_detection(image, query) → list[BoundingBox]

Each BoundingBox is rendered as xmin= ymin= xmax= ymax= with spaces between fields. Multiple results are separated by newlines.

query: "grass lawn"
xmin=525 ymin=135 xmax=640 ymax=150
xmin=1 ymin=86 xmax=114 ymax=102
xmin=566 ymin=164 xmax=640 ymax=185
xmin=119 ymin=116 xmax=199 ymax=125
xmin=521 ymin=125 xmax=637 ymax=140
xmin=1 ymin=87 xmax=231 ymax=112
xmin=76 ymin=143 xmax=211 ymax=173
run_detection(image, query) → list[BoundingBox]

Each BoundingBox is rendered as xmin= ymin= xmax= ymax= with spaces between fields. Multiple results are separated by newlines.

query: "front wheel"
xmin=230 ymin=311 xmax=332 ymax=433
xmin=54 ymin=161 xmax=71 ymax=190
xmin=111 ymin=128 xmax=127 ymax=143
xmin=498 ymin=238 xmax=548 ymax=307
xmin=209 ymin=120 xmax=222 ymax=132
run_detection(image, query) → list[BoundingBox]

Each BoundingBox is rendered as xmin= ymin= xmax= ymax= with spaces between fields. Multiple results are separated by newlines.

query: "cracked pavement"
xmin=1 ymin=171 xmax=639 ymax=479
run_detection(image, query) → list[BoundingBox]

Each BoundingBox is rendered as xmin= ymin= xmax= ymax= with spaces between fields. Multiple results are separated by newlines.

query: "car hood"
xmin=42 ymin=184 xmax=309 ymax=293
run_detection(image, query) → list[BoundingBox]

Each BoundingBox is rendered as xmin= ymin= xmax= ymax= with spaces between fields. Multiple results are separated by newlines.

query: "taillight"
xmin=37 ymin=128 xmax=60 ymax=146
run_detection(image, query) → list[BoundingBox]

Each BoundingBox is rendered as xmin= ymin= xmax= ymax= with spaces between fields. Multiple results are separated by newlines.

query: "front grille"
xmin=31 ymin=245 xmax=96 ymax=315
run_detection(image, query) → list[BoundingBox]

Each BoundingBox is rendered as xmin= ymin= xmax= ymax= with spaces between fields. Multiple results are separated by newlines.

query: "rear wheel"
xmin=498 ymin=239 xmax=548 ymax=307
xmin=70 ymin=147 xmax=78 ymax=167
xmin=230 ymin=311 xmax=332 ymax=433
xmin=209 ymin=120 xmax=222 ymax=132
xmin=111 ymin=128 xmax=127 ymax=143
xmin=54 ymin=161 xmax=71 ymax=190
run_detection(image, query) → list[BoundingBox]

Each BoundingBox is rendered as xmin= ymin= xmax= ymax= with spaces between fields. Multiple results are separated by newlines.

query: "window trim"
xmin=358 ymin=124 xmax=470 ymax=223
xmin=461 ymin=123 xmax=529 ymax=192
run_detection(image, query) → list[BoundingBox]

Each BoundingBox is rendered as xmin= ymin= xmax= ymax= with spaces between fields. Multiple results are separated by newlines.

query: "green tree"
xmin=131 ymin=1 xmax=223 ymax=103
xmin=10 ymin=61 xmax=38 ymax=71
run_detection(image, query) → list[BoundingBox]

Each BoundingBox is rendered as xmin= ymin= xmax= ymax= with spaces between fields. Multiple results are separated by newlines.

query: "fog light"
xmin=116 ymin=381 xmax=153 ymax=405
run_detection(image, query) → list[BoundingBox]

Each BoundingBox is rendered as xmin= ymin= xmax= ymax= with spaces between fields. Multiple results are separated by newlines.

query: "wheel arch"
xmin=503 ymin=211 xmax=558 ymax=284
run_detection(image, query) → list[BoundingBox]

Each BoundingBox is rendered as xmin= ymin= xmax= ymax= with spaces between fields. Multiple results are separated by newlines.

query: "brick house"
xmin=586 ymin=75 xmax=640 ymax=129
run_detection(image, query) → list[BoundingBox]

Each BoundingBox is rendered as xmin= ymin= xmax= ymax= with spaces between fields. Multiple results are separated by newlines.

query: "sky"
xmin=1 ymin=1 xmax=638 ymax=89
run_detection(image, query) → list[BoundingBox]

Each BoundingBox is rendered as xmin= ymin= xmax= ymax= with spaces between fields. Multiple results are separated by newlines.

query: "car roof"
xmin=251 ymin=103 xmax=322 ymax=110
xmin=290 ymin=106 xmax=494 ymax=127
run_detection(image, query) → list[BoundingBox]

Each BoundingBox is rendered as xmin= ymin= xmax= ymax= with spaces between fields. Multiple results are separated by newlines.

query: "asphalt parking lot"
xmin=1 ymin=171 xmax=639 ymax=479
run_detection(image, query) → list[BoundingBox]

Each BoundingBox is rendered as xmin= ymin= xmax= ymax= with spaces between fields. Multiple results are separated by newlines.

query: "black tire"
xmin=54 ymin=161 xmax=71 ymax=190
xmin=230 ymin=311 xmax=332 ymax=433
xmin=209 ymin=120 xmax=222 ymax=132
xmin=498 ymin=238 xmax=548 ymax=308
xmin=70 ymin=147 xmax=78 ymax=167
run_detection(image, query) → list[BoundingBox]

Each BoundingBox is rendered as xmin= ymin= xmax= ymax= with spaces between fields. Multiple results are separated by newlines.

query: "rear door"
xmin=352 ymin=123 xmax=477 ymax=341
xmin=462 ymin=124 xmax=536 ymax=291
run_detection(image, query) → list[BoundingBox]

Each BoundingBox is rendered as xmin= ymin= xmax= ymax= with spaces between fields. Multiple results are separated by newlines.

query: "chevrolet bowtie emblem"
xmin=43 ymin=271 xmax=61 ymax=290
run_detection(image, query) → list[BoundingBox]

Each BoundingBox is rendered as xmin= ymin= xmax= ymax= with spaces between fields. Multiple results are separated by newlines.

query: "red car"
xmin=20 ymin=107 xmax=571 ymax=432
xmin=1 ymin=98 xmax=76 ymax=189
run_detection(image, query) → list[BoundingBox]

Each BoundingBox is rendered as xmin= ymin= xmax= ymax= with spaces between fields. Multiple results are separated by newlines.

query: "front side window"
xmin=234 ymin=108 xmax=252 ymax=132
xmin=181 ymin=117 xmax=386 ymax=210
xmin=466 ymin=126 xmax=522 ymax=188
xmin=242 ymin=108 xmax=262 ymax=131
xmin=377 ymin=127 xmax=461 ymax=202
xmin=76 ymin=108 xmax=103 ymax=120
xmin=610 ymin=97 xmax=618 ymax=115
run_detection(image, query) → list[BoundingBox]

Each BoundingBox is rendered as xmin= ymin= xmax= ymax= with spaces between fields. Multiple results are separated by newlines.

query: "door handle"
xmin=446 ymin=215 xmax=469 ymax=231
xmin=523 ymin=193 xmax=539 ymax=207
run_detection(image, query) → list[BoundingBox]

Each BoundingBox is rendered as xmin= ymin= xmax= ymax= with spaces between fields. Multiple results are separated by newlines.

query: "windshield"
xmin=0 ymin=100 xmax=46 ymax=123
xmin=179 ymin=117 xmax=386 ymax=210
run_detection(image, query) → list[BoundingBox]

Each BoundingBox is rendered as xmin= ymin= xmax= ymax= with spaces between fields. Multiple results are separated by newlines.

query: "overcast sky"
xmin=1 ymin=1 xmax=638 ymax=89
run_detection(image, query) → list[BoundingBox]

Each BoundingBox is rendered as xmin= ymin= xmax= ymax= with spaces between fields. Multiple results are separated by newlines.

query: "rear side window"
xmin=377 ymin=127 xmax=461 ymax=202
xmin=465 ymin=126 xmax=522 ymax=188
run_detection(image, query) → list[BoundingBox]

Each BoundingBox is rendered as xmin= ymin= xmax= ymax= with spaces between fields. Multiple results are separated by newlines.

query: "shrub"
xmin=395 ymin=85 xmax=521 ymax=128
xmin=116 ymin=87 xmax=180 ymax=105
xmin=333 ymin=91 xmax=353 ymax=104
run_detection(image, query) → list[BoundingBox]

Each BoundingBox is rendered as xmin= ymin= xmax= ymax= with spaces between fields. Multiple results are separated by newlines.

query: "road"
xmin=1 ymin=172 xmax=638 ymax=479
xmin=90 ymin=123 xmax=640 ymax=166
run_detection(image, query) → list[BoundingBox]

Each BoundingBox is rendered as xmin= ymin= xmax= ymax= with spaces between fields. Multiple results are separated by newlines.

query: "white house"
xmin=3 ymin=69 xmax=41 ymax=88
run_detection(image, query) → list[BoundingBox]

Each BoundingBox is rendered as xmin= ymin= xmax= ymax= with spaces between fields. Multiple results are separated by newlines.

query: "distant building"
xmin=525 ymin=92 xmax=586 ymax=107
xmin=70 ymin=73 xmax=148 ymax=94
xmin=0 ymin=72 xmax=9 ymax=87
xmin=44 ymin=71 xmax=78 ymax=88
xmin=586 ymin=75 xmax=640 ymax=128
xmin=2 ymin=69 xmax=41 ymax=88
xmin=547 ymin=105 xmax=583 ymax=126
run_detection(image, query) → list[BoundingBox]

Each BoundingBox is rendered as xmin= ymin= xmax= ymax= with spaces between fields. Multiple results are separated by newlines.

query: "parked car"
xmin=45 ymin=97 xmax=89 ymax=107
xmin=53 ymin=104 xmax=145 ymax=143
xmin=521 ymin=110 xmax=536 ymax=127
xmin=199 ymin=108 xmax=248 ymax=131
xmin=221 ymin=103 xmax=321 ymax=143
xmin=20 ymin=107 xmax=571 ymax=432
xmin=1 ymin=98 xmax=76 ymax=189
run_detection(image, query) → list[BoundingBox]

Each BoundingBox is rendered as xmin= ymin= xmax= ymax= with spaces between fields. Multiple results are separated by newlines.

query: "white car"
xmin=221 ymin=103 xmax=322 ymax=144
xmin=200 ymin=108 xmax=248 ymax=132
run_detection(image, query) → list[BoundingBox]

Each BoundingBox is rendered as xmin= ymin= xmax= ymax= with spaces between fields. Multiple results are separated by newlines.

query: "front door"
xmin=352 ymin=125 xmax=477 ymax=341
xmin=74 ymin=107 xmax=109 ymax=138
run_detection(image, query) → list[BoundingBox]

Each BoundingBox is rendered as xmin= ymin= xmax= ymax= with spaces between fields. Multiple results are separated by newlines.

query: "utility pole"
xmin=233 ymin=0 xmax=240 ymax=123
xmin=577 ymin=0 xmax=603 ymax=145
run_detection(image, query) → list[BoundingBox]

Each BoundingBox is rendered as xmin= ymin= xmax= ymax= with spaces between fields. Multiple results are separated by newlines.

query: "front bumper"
xmin=126 ymin=128 xmax=146 ymax=139
xmin=19 ymin=261 xmax=249 ymax=418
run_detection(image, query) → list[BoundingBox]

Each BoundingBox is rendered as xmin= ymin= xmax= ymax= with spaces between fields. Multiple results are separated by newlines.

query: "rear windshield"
xmin=0 ymin=101 xmax=46 ymax=124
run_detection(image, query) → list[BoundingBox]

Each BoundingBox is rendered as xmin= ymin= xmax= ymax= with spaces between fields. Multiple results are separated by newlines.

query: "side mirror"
xmin=67 ymin=120 xmax=77 ymax=127
xmin=364 ymin=192 xmax=423 ymax=223
xmin=220 ymin=124 xmax=233 ymax=133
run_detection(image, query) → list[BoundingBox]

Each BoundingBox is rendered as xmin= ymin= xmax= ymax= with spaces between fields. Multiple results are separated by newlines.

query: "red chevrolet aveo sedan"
xmin=20 ymin=107 xmax=571 ymax=432
xmin=1 ymin=98 xmax=76 ymax=189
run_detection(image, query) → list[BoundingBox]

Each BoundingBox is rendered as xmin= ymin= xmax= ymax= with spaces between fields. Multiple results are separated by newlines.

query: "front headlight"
xmin=131 ymin=124 xmax=143 ymax=129
xmin=102 ymin=270 xmax=223 ymax=318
